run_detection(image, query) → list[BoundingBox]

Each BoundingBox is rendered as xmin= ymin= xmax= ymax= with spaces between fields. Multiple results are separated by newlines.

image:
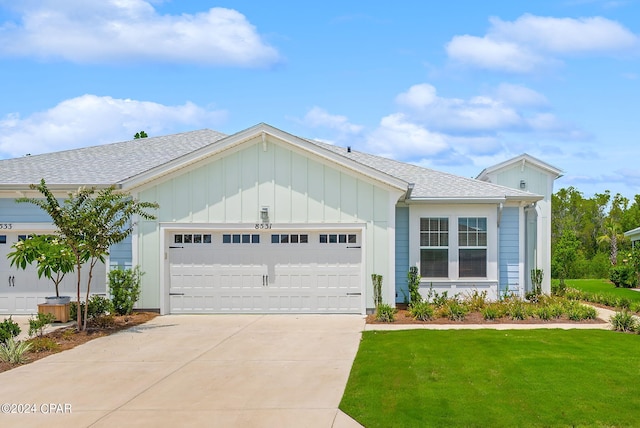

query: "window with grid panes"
xmin=419 ymin=218 xmax=449 ymax=277
xmin=458 ymin=217 xmax=487 ymax=277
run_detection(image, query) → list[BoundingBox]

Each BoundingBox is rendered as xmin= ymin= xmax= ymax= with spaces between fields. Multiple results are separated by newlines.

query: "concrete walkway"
xmin=0 ymin=315 xmax=365 ymax=428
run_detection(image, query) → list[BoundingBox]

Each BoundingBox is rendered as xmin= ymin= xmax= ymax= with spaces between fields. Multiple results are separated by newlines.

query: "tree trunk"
xmin=610 ymin=233 xmax=618 ymax=265
xmin=76 ymin=262 xmax=82 ymax=331
xmin=82 ymin=258 xmax=97 ymax=331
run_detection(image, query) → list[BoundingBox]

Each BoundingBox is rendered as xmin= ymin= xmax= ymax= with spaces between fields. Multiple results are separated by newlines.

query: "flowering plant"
xmin=7 ymin=234 xmax=76 ymax=297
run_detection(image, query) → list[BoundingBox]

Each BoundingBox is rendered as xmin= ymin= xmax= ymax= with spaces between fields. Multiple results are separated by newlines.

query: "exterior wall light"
xmin=519 ymin=180 xmax=526 ymax=189
xmin=260 ymin=207 xmax=269 ymax=223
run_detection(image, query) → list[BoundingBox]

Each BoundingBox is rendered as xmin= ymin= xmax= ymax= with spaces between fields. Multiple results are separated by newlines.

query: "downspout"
xmin=497 ymin=202 xmax=503 ymax=297
xmin=405 ymin=183 xmax=414 ymax=201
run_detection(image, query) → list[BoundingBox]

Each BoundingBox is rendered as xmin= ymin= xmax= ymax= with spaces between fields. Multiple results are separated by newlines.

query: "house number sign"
xmin=0 ymin=223 xmax=12 ymax=229
xmin=255 ymin=223 xmax=272 ymax=229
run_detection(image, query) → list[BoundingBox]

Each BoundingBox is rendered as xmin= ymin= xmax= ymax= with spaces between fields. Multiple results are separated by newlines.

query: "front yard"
xmin=562 ymin=278 xmax=640 ymax=303
xmin=340 ymin=329 xmax=640 ymax=427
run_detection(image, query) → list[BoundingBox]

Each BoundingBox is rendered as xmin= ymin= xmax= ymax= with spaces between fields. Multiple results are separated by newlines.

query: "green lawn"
xmin=340 ymin=329 xmax=640 ymax=427
xmin=562 ymin=278 xmax=640 ymax=302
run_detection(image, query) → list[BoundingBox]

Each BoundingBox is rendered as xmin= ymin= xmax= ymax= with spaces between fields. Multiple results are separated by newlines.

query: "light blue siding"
xmin=0 ymin=199 xmax=54 ymax=222
xmin=395 ymin=206 xmax=409 ymax=303
xmin=109 ymin=234 xmax=132 ymax=268
xmin=0 ymin=199 xmax=132 ymax=269
xmin=499 ymin=207 xmax=519 ymax=293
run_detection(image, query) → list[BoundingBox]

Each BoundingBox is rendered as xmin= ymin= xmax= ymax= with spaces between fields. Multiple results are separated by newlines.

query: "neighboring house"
xmin=624 ymin=227 xmax=640 ymax=248
xmin=0 ymin=123 xmax=562 ymax=315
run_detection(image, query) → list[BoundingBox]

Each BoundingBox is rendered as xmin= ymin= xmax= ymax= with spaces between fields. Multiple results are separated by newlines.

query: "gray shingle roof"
xmin=308 ymin=139 xmax=540 ymax=200
xmin=0 ymin=125 xmax=540 ymax=201
xmin=0 ymin=129 xmax=227 ymax=186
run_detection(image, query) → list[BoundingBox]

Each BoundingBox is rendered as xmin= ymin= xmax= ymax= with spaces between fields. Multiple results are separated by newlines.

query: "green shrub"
xmin=564 ymin=287 xmax=586 ymax=301
xmin=616 ymin=297 xmax=632 ymax=310
xmin=506 ymin=299 xmax=530 ymax=320
xmin=89 ymin=314 xmax=116 ymax=329
xmin=535 ymin=305 xmax=552 ymax=321
xmin=28 ymin=312 xmax=56 ymax=337
xmin=445 ymin=301 xmax=468 ymax=321
xmin=89 ymin=295 xmax=113 ymax=316
xmin=481 ymin=303 xmax=504 ymax=321
xmin=548 ymin=303 xmax=565 ymax=319
xmin=551 ymin=281 xmax=566 ymax=296
xmin=464 ymin=290 xmax=487 ymax=312
xmin=564 ymin=301 xmax=597 ymax=321
xmin=426 ymin=288 xmax=450 ymax=308
xmin=407 ymin=267 xmax=422 ymax=307
xmin=28 ymin=337 xmax=60 ymax=353
xmin=110 ymin=267 xmax=143 ymax=316
xmin=70 ymin=295 xmax=113 ymax=324
xmin=0 ymin=337 xmax=32 ymax=364
xmin=631 ymin=302 xmax=640 ymax=314
xmin=372 ymin=274 xmax=383 ymax=309
xmin=375 ymin=304 xmax=396 ymax=322
xmin=0 ymin=316 xmax=21 ymax=343
xmin=610 ymin=311 xmax=638 ymax=332
xmin=409 ymin=301 xmax=434 ymax=321
xmin=610 ymin=264 xmax=638 ymax=288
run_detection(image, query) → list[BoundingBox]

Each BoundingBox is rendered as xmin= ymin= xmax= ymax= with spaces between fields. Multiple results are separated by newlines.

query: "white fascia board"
xmin=624 ymin=227 xmax=640 ymax=237
xmin=477 ymin=154 xmax=563 ymax=180
xmin=407 ymin=197 xmax=508 ymax=204
xmin=0 ymin=183 xmax=116 ymax=194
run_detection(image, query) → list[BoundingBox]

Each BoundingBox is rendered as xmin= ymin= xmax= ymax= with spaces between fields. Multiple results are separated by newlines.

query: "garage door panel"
xmin=169 ymin=230 xmax=363 ymax=314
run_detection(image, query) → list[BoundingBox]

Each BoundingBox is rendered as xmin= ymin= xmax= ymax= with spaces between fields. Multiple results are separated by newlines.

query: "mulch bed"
xmin=366 ymin=304 xmax=606 ymax=325
xmin=0 ymin=312 xmax=158 ymax=373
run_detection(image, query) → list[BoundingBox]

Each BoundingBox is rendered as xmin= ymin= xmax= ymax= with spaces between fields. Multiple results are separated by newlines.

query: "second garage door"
xmin=168 ymin=230 xmax=363 ymax=313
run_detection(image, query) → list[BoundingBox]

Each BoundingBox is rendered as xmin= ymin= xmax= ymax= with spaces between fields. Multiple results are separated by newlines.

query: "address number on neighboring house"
xmin=0 ymin=223 xmax=12 ymax=229
xmin=255 ymin=223 xmax=272 ymax=229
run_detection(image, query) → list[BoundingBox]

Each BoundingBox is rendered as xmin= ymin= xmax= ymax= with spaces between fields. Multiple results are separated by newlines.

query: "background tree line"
xmin=552 ymin=187 xmax=640 ymax=281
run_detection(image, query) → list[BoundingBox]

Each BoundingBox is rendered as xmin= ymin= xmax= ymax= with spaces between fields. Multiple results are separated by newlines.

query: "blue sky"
xmin=0 ymin=1 xmax=639 ymax=199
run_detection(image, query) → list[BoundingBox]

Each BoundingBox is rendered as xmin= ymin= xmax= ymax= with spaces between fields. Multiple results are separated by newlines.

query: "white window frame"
xmin=410 ymin=205 xmax=498 ymax=284
xmin=458 ymin=217 xmax=488 ymax=278
xmin=419 ymin=217 xmax=449 ymax=278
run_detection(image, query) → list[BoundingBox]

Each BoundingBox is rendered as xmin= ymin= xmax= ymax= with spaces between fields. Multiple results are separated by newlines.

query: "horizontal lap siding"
xmin=0 ymin=199 xmax=57 ymax=222
xmin=499 ymin=207 xmax=519 ymax=293
xmin=395 ymin=206 xmax=409 ymax=303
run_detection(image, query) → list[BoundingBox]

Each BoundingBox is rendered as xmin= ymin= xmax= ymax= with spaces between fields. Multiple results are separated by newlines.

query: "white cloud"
xmin=494 ymin=83 xmax=548 ymax=107
xmin=446 ymin=14 xmax=639 ymax=72
xmin=446 ymin=36 xmax=546 ymax=73
xmin=0 ymin=94 xmax=227 ymax=158
xmin=365 ymin=113 xmax=449 ymax=160
xmin=395 ymin=83 xmax=524 ymax=132
xmin=0 ymin=1 xmax=280 ymax=66
xmin=351 ymin=82 xmax=589 ymax=167
xmin=489 ymin=15 xmax=638 ymax=53
xmin=302 ymin=107 xmax=364 ymax=134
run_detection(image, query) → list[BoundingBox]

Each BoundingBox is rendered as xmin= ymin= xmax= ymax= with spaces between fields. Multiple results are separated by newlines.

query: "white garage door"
xmin=168 ymin=230 xmax=363 ymax=313
xmin=0 ymin=232 xmax=106 ymax=314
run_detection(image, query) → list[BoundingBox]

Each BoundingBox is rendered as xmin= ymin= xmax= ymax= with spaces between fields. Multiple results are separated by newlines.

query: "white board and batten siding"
xmin=135 ymin=135 xmax=403 ymax=314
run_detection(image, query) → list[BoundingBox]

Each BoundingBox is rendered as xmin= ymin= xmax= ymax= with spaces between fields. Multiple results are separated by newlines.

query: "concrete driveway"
xmin=0 ymin=314 xmax=365 ymax=428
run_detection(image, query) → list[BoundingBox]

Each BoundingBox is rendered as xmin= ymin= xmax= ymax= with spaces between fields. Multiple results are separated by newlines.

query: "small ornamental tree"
xmin=7 ymin=235 xmax=75 ymax=298
xmin=17 ymin=179 xmax=158 ymax=331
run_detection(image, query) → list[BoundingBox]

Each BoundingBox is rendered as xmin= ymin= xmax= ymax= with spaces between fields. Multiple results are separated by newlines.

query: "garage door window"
xmin=271 ymin=234 xmax=308 ymax=243
xmin=223 ymin=234 xmax=260 ymax=244
xmin=175 ymin=234 xmax=212 ymax=244
xmin=0 ymin=235 xmax=5 ymax=244
xmin=319 ymin=233 xmax=356 ymax=244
